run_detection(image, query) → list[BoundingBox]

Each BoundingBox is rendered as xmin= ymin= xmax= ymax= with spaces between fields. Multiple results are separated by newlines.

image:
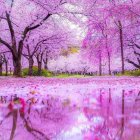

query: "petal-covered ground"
xmin=0 ymin=77 xmax=140 ymax=140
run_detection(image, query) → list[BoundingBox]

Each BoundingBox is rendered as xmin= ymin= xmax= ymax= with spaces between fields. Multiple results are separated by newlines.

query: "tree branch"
xmin=22 ymin=13 xmax=52 ymax=40
xmin=127 ymin=59 xmax=140 ymax=69
xmin=6 ymin=12 xmax=16 ymax=47
xmin=0 ymin=38 xmax=12 ymax=51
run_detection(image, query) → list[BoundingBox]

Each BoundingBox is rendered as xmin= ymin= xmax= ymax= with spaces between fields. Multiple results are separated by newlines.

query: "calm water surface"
xmin=0 ymin=82 xmax=140 ymax=140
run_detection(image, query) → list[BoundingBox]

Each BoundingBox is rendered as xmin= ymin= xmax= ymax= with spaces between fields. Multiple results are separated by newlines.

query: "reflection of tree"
xmin=121 ymin=90 xmax=125 ymax=138
xmin=10 ymin=110 xmax=18 ymax=140
xmin=0 ymin=95 xmax=73 ymax=140
xmin=22 ymin=116 xmax=49 ymax=140
xmin=0 ymin=97 xmax=50 ymax=140
xmin=83 ymin=89 xmax=127 ymax=140
xmin=37 ymin=98 xmax=66 ymax=123
xmin=135 ymin=91 xmax=140 ymax=102
xmin=109 ymin=90 xmax=125 ymax=140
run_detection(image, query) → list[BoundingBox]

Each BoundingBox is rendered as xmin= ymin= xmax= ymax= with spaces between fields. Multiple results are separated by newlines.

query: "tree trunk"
xmin=118 ymin=21 xmax=125 ymax=74
xmin=0 ymin=64 xmax=2 ymax=76
xmin=37 ymin=62 xmax=42 ymax=76
xmin=5 ymin=62 xmax=8 ymax=76
xmin=10 ymin=67 xmax=12 ymax=75
xmin=13 ymin=56 xmax=22 ymax=77
xmin=106 ymin=37 xmax=111 ymax=75
xmin=44 ymin=58 xmax=48 ymax=70
xmin=99 ymin=51 xmax=102 ymax=76
xmin=108 ymin=52 xmax=111 ymax=75
xmin=28 ymin=58 xmax=34 ymax=76
xmin=44 ymin=63 xmax=48 ymax=70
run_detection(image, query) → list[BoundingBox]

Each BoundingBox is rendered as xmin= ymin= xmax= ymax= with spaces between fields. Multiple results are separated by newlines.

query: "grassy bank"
xmin=54 ymin=73 xmax=87 ymax=78
xmin=1 ymin=68 xmax=140 ymax=78
xmin=116 ymin=69 xmax=140 ymax=76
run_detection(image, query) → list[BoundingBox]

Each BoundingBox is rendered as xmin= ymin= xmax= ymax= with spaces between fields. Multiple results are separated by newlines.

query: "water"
xmin=0 ymin=77 xmax=140 ymax=140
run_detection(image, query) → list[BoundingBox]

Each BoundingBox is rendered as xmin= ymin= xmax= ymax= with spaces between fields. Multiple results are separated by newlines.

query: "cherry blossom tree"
xmin=0 ymin=46 xmax=10 ymax=76
xmin=0 ymin=0 xmax=83 ymax=76
xmin=22 ymin=33 xmax=49 ymax=76
xmin=82 ymin=0 xmax=140 ymax=74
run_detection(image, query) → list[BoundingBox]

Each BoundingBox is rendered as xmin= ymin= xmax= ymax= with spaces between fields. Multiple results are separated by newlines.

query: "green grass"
xmin=55 ymin=73 xmax=88 ymax=78
xmin=116 ymin=69 xmax=140 ymax=76
xmin=1 ymin=68 xmax=140 ymax=77
xmin=22 ymin=66 xmax=53 ymax=77
xmin=2 ymin=72 xmax=12 ymax=76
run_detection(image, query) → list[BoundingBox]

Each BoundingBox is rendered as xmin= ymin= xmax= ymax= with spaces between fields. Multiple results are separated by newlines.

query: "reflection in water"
xmin=0 ymin=96 xmax=51 ymax=140
xmin=0 ymin=88 xmax=140 ymax=140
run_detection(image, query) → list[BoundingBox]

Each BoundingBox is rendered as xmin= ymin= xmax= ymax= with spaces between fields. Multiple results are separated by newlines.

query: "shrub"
xmin=116 ymin=69 xmax=140 ymax=76
xmin=130 ymin=69 xmax=140 ymax=76
xmin=22 ymin=66 xmax=53 ymax=77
